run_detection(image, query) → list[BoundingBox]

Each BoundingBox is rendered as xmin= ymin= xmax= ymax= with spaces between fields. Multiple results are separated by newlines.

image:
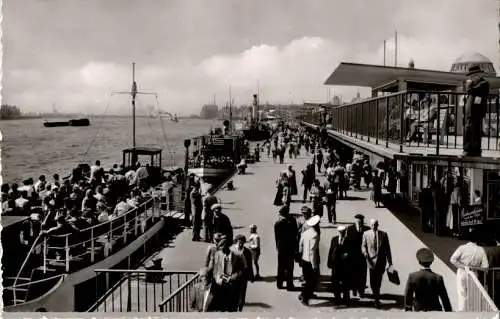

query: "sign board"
xmin=460 ymin=204 xmax=484 ymax=227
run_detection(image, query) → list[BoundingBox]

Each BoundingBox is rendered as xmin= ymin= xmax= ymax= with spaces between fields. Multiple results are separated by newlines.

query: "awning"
xmin=324 ymin=62 xmax=500 ymax=89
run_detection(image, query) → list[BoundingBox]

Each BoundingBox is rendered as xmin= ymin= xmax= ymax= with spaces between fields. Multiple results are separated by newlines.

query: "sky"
xmin=2 ymin=0 xmax=498 ymax=115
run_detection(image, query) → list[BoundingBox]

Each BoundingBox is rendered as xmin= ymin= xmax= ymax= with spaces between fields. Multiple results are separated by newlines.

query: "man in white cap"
xmin=298 ymin=215 xmax=320 ymax=306
xmin=361 ymin=219 xmax=393 ymax=308
xmin=327 ymin=225 xmax=355 ymax=306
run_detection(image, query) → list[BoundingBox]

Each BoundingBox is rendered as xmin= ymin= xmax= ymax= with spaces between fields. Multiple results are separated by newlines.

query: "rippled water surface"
xmin=0 ymin=117 xmax=219 ymax=183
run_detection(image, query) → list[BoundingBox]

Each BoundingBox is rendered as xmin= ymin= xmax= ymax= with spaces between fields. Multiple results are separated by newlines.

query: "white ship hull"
xmin=188 ymin=167 xmax=233 ymax=178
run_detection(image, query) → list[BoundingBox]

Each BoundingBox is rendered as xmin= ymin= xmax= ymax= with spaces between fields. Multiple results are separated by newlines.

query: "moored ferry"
xmin=2 ymin=64 xmax=186 ymax=312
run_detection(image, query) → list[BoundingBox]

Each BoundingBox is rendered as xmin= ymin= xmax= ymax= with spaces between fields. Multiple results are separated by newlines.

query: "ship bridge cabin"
xmin=122 ymin=147 xmax=163 ymax=183
xmin=302 ymin=61 xmax=500 ymax=235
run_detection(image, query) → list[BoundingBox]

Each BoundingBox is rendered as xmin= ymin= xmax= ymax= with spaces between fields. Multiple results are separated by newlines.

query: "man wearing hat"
xmin=205 ymin=233 xmax=225 ymax=267
xmin=463 ymin=64 xmax=490 ymax=157
xmin=404 ymin=248 xmax=452 ymax=312
xmin=347 ymin=214 xmax=371 ymax=297
xmin=298 ymin=215 xmax=321 ymax=305
xmin=212 ymin=203 xmax=233 ymax=245
xmin=202 ymin=193 xmax=218 ymax=243
xmin=274 ymin=205 xmax=299 ymax=290
xmin=327 ymin=225 xmax=355 ymax=305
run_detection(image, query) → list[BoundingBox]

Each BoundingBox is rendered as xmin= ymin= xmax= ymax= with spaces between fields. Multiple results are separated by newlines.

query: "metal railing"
xmin=300 ymin=90 xmax=500 ymax=156
xmin=42 ymin=184 xmax=183 ymax=274
xmin=88 ymin=269 xmax=198 ymax=312
xmin=3 ymin=274 xmax=66 ymax=306
xmin=464 ymin=266 xmax=499 ymax=312
xmin=158 ymin=272 xmax=201 ymax=312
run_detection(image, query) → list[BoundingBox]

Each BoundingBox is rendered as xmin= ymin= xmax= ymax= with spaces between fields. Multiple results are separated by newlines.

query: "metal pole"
xmin=394 ymin=31 xmax=398 ymax=67
xmin=132 ymin=62 xmax=137 ymax=149
xmin=383 ymin=40 xmax=386 ymax=66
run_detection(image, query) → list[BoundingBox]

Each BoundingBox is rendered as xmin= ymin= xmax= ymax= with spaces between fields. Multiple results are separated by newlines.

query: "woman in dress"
xmin=450 ymin=228 xmax=489 ymax=311
xmin=371 ymin=170 xmax=383 ymax=208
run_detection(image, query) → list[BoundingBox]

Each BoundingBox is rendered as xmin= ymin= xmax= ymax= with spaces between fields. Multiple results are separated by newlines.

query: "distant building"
xmin=450 ymin=52 xmax=496 ymax=76
xmin=200 ymin=104 xmax=219 ymax=119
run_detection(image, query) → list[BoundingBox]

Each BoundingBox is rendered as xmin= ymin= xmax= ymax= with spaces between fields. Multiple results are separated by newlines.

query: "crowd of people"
xmin=185 ymin=126 xmax=455 ymax=312
xmin=2 ymin=160 xmax=181 ymax=266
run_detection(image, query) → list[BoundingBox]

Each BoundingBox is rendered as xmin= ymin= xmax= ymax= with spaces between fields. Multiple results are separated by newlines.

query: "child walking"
xmin=248 ymin=224 xmax=261 ymax=280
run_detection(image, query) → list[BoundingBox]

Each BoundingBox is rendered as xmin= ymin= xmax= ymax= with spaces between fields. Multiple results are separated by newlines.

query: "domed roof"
xmin=453 ymin=52 xmax=493 ymax=64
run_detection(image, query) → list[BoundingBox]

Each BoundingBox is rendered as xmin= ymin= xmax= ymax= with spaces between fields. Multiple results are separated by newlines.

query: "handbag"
xmin=386 ymin=265 xmax=400 ymax=285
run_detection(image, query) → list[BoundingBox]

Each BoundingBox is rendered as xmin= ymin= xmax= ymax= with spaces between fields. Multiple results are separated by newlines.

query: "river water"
xmin=0 ymin=117 xmax=220 ymax=183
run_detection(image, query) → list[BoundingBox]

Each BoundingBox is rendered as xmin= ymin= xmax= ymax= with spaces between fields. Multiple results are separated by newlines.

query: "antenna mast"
xmin=229 ymin=85 xmax=232 ymax=132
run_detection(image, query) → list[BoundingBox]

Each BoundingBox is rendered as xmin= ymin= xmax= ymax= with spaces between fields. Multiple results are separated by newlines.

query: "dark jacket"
xmin=404 ymin=268 xmax=452 ymax=312
xmin=465 ymin=77 xmax=489 ymax=121
xmin=327 ymin=236 xmax=356 ymax=286
xmin=213 ymin=213 xmax=233 ymax=242
xmin=274 ymin=215 xmax=298 ymax=253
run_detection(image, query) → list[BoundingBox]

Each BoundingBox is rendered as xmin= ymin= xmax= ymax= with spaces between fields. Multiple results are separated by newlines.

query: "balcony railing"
xmin=88 ymin=269 xmax=198 ymax=312
xmin=301 ymin=90 xmax=500 ymax=156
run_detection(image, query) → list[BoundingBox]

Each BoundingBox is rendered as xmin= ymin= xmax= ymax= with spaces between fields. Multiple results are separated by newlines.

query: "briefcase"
xmin=386 ymin=266 xmax=400 ymax=285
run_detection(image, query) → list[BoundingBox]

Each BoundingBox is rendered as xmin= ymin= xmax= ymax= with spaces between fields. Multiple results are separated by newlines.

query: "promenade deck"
xmin=128 ymin=151 xmax=459 ymax=312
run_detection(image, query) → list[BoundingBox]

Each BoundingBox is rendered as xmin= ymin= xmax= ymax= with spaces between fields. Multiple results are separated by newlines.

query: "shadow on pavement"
xmin=381 ymin=196 xmax=466 ymax=272
xmin=245 ymin=302 xmax=273 ymax=309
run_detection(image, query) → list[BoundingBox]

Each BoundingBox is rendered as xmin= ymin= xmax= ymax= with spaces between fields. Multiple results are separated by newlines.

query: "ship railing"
xmin=158 ymin=272 xmax=201 ymax=312
xmin=303 ymin=90 xmax=500 ymax=155
xmin=3 ymin=274 xmax=66 ymax=306
xmin=42 ymin=197 xmax=159 ymax=273
xmin=88 ymin=269 xmax=198 ymax=312
xmin=464 ymin=266 xmax=500 ymax=311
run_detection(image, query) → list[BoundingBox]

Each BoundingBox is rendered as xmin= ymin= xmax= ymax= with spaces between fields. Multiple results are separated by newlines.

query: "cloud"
xmin=3 ymin=0 xmax=498 ymax=114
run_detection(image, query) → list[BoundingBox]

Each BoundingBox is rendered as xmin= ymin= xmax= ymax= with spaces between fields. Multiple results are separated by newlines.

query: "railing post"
xmin=127 ymin=274 xmax=132 ymax=312
xmin=134 ymin=209 xmax=139 ymax=236
xmin=43 ymin=237 xmax=47 ymax=274
xmin=109 ymin=220 xmax=113 ymax=251
xmin=386 ymin=96 xmax=389 ymax=148
xmin=399 ymin=93 xmax=404 ymax=153
xmin=367 ymin=102 xmax=370 ymax=142
xmin=123 ymin=215 xmax=127 ymax=244
xmin=436 ymin=96 xmax=441 ymax=156
xmin=65 ymin=235 xmax=70 ymax=273
xmin=376 ymin=99 xmax=379 ymax=144
xmin=90 ymin=228 xmax=95 ymax=262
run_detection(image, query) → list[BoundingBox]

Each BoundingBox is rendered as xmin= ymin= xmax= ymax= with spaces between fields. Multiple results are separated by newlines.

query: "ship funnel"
xmin=252 ymin=94 xmax=258 ymax=120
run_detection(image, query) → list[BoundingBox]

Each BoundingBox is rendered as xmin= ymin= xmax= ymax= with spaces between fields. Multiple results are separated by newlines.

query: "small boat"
xmin=69 ymin=118 xmax=90 ymax=126
xmin=43 ymin=121 xmax=70 ymax=127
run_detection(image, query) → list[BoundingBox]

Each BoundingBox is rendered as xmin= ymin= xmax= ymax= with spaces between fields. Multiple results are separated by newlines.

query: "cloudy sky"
xmin=2 ymin=0 xmax=498 ymax=115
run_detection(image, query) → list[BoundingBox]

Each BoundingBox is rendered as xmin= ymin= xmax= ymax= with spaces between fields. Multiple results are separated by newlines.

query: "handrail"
xmin=13 ymin=232 xmax=44 ymax=303
xmin=158 ymin=272 xmax=200 ymax=311
xmin=87 ymin=275 xmax=128 ymax=312
xmin=464 ymin=266 xmax=498 ymax=311
xmin=93 ymin=269 xmax=198 ymax=274
xmin=5 ymin=273 xmax=65 ymax=290
xmin=48 ymin=197 xmax=154 ymax=238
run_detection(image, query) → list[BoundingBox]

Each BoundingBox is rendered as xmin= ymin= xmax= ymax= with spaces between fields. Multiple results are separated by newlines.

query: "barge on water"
xmin=43 ymin=118 xmax=90 ymax=127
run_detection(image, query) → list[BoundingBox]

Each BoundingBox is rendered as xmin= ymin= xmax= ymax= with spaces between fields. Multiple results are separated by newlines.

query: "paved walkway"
xmin=152 ymin=151 xmax=458 ymax=312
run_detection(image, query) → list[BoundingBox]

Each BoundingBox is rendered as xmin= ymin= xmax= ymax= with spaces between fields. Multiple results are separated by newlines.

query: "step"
xmin=35 ymin=266 xmax=58 ymax=272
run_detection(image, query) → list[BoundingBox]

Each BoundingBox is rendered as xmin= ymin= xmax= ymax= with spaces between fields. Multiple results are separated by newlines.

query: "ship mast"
xmin=131 ymin=62 xmax=137 ymax=149
xmin=229 ymin=85 xmax=232 ymax=132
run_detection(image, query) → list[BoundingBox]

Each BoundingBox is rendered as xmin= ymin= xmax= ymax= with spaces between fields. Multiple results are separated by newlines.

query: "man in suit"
xmin=463 ymin=64 xmax=490 ymax=157
xmin=208 ymin=237 xmax=245 ymax=311
xmin=361 ymin=219 xmax=393 ymax=308
xmin=347 ymin=214 xmax=371 ymax=297
xmin=190 ymin=268 xmax=214 ymax=312
xmin=327 ymin=225 xmax=355 ymax=305
xmin=274 ymin=205 xmax=298 ymax=290
xmin=404 ymin=248 xmax=452 ymax=312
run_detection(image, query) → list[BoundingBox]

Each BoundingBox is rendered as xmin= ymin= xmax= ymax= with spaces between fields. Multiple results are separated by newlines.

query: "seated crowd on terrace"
xmin=190 ymin=155 xmax=235 ymax=169
xmin=1 ymin=160 xmax=174 ymax=250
